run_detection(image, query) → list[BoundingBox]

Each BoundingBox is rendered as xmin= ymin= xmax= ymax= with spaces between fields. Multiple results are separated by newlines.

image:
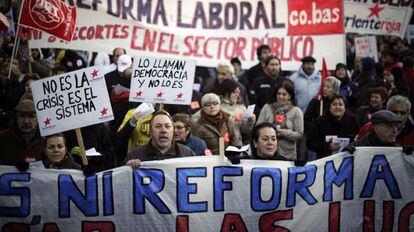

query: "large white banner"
xmin=28 ymin=0 xmax=346 ymax=70
xmin=345 ymin=0 xmax=413 ymax=38
xmin=1 ymin=147 xmax=414 ymax=231
xmin=129 ymin=56 xmax=196 ymax=105
xmin=31 ymin=66 xmax=114 ymax=136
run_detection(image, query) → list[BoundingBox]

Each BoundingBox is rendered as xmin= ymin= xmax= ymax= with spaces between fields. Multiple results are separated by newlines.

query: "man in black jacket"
xmin=125 ymin=111 xmax=196 ymax=168
xmin=350 ymin=110 xmax=401 ymax=147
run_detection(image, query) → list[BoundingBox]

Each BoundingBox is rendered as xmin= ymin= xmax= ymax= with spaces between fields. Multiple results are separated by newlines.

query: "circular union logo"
xmin=28 ymin=0 xmax=64 ymax=30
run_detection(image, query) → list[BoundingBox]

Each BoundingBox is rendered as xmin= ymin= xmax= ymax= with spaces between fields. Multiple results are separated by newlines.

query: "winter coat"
xmin=43 ymin=153 xmax=81 ymax=170
xmin=125 ymin=140 xmax=195 ymax=162
xmin=220 ymin=98 xmax=255 ymax=144
xmin=0 ymin=127 xmax=43 ymax=166
xmin=307 ymin=111 xmax=359 ymax=159
xmin=249 ymin=74 xmax=286 ymax=115
xmin=257 ymin=103 xmax=303 ymax=160
xmin=304 ymin=97 xmax=330 ymax=135
xmin=191 ymin=110 xmax=242 ymax=155
xmin=289 ymin=66 xmax=321 ymax=112
xmin=178 ymin=133 xmax=208 ymax=156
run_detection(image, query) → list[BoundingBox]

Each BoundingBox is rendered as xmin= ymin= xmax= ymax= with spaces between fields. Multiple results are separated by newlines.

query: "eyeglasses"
xmin=390 ymin=110 xmax=407 ymax=116
xmin=204 ymin=102 xmax=219 ymax=107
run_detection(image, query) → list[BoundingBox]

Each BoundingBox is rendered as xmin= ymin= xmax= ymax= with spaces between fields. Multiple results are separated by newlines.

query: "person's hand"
xmin=328 ymin=142 xmax=341 ymax=151
xmin=343 ymin=145 xmax=356 ymax=155
xmin=126 ymin=159 xmax=141 ymax=169
xmin=28 ymin=56 xmax=34 ymax=63
xmin=247 ymin=114 xmax=256 ymax=122
xmin=277 ymin=129 xmax=287 ymax=137
xmin=131 ymin=111 xmax=142 ymax=123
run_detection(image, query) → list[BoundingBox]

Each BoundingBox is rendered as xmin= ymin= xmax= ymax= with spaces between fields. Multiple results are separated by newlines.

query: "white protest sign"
xmin=407 ymin=24 xmax=414 ymax=40
xmin=129 ymin=56 xmax=196 ymax=105
xmin=345 ymin=2 xmax=413 ymax=38
xmin=31 ymin=66 xmax=114 ymax=136
xmin=355 ymin=36 xmax=379 ymax=62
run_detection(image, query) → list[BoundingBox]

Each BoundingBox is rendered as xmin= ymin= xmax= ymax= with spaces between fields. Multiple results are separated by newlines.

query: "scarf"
xmin=201 ymin=110 xmax=227 ymax=130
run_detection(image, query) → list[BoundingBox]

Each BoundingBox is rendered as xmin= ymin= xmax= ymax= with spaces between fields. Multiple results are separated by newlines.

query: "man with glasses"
xmin=349 ymin=110 xmax=402 ymax=147
xmin=387 ymin=95 xmax=414 ymax=145
xmin=0 ymin=99 xmax=43 ymax=166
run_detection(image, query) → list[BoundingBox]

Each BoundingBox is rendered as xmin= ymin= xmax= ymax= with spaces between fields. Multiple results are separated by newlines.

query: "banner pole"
xmin=159 ymin=103 xmax=164 ymax=111
xmin=7 ymin=12 xmax=22 ymax=80
xmin=320 ymin=99 xmax=323 ymax=116
xmin=75 ymin=128 xmax=88 ymax=166
xmin=219 ymin=138 xmax=225 ymax=156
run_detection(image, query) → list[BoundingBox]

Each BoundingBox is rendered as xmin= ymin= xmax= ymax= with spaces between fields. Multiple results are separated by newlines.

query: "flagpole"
xmin=7 ymin=1 xmax=24 ymax=80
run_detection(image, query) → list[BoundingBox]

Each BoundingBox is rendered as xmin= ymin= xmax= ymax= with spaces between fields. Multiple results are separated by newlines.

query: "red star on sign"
xmin=100 ymin=107 xmax=108 ymax=116
xmin=44 ymin=117 xmax=51 ymax=126
xmin=177 ymin=92 xmax=184 ymax=99
xmin=367 ymin=3 xmax=384 ymax=19
xmin=136 ymin=91 xmax=143 ymax=97
xmin=91 ymin=69 xmax=99 ymax=78
xmin=156 ymin=91 xmax=164 ymax=98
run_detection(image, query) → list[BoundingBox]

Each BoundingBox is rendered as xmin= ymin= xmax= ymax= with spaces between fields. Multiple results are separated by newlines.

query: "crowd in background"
xmin=0 ymin=17 xmax=414 ymax=171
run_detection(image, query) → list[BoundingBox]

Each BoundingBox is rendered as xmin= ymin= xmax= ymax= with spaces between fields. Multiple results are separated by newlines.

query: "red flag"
xmin=314 ymin=58 xmax=328 ymax=100
xmin=19 ymin=0 xmax=76 ymax=42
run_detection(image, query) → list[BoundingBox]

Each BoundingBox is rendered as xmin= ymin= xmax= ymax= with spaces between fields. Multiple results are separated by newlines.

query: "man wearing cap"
xmin=0 ymin=99 xmax=43 ymax=166
xmin=124 ymin=111 xmax=196 ymax=169
xmin=350 ymin=110 xmax=402 ymax=147
xmin=289 ymin=56 xmax=321 ymax=112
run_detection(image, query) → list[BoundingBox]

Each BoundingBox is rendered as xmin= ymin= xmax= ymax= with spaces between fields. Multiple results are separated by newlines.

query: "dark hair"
xmin=44 ymin=133 xmax=66 ymax=148
xmin=264 ymin=54 xmax=281 ymax=66
xmin=112 ymin=47 xmax=126 ymax=56
xmin=150 ymin=110 xmax=172 ymax=128
xmin=250 ymin=123 xmax=277 ymax=158
xmin=23 ymin=73 xmax=41 ymax=85
xmin=328 ymin=94 xmax=349 ymax=110
xmin=274 ymin=79 xmax=296 ymax=105
xmin=382 ymin=50 xmax=397 ymax=61
xmin=172 ymin=113 xmax=192 ymax=129
xmin=256 ymin=44 xmax=270 ymax=60
xmin=230 ymin=57 xmax=241 ymax=65
xmin=369 ymin=86 xmax=388 ymax=103
xmin=220 ymin=79 xmax=239 ymax=98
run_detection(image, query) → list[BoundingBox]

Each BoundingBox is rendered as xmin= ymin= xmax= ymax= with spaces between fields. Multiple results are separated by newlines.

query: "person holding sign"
xmin=191 ymin=93 xmax=242 ymax=155
xmin=125 ymin=111 xmax=195 ymax=169
xmin=257 ymin=80 xmax=303 ymax=160
xmin=219 ymin=79 xmax=256 ymax=144
xmin=42 ymin=133 xmax=81 ymax=170
xmin=307 ymin=95 xmax=359 ymax=159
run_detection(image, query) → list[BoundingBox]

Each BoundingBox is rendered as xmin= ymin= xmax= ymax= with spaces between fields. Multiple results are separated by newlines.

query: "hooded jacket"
xmin=289 ymin=66 xmax=321 ymax=112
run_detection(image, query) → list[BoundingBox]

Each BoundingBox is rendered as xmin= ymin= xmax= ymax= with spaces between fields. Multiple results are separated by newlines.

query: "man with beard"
xmin=0 ymin=99 xmax=43 ymax=166
xmin=125 ymin=111 xmax=196 ymax=168
xmin=289 ymin=56 xmax=321 ymax=112
xmin=250 ymin=55 xmax=285 ymax=116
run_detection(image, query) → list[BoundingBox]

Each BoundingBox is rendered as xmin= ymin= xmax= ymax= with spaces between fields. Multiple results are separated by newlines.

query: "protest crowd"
xmin=0 ymin=2 xmax=413 ymax=172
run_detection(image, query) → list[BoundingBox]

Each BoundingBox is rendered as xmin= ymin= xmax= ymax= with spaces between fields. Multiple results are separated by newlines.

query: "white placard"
xmin=31 ymin=66 xmax=114 ymax=136
xmin=129 ymin=56 xmax=196 ymax=105
xmin=355 ymin=36 xmax=378 ymax=62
